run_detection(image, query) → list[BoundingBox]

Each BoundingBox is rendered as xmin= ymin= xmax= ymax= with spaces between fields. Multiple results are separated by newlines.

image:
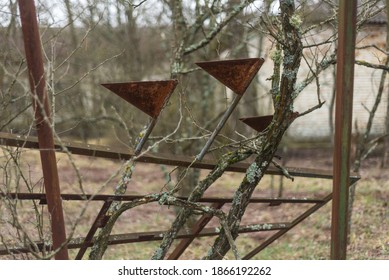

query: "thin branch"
xmin=272 ymin=160 xmax=294 ymax=182
xmin=357 ymin=44 xmax=389 ymax=56
xmin=297 ymin=101 xmax=326 ymax=118
xmin=54 ymin=51 xmax=124 ymax=96
xmin=183 ymin=0 xmax=255 ymax=56
xmin=355 ymin=60 xmax=389 ymax=71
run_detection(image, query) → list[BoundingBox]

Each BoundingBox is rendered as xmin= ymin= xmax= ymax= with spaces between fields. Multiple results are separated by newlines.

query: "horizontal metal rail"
xmin=1 ymin=192 xmax=327 ymax=205
xmin=0 ymin=223 xmax=290 ymax=256
xmin=0 ymin=132 xmax=360 ymax=182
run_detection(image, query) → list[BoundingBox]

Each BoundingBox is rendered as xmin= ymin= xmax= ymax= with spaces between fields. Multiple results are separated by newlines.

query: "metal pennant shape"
xmin=101 ymin=80 xmax=178 ymax=118
xmin=196 ymin=58 xmax=265 ymax=95
xmin=239 ymin=115 xmax=273 ymax=132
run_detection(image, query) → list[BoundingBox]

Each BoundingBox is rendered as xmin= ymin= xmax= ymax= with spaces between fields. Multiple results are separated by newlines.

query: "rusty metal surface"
xmin=331 ymin=0 xmax=357 ymax=260
xmin=18 ymin=0 xmax=68 ymax=260
xmin=101 ymin=80 xmax=178 ymax=118
xmin=196 ymin=94 xmax=242 ymax=160
xmin=0 ymin=223 xmax=289 ymax=256
xmin=0 ymin=132 xmax=361 ymax=182
xmin=240 ymin=115 xmax=273 ymax=132
xmin=196 ymin=58 xmax=265 ymax=95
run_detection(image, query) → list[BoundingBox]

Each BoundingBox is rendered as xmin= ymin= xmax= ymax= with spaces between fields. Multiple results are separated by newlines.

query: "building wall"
xmin=253 ymin=24 xmax=388 ymax=141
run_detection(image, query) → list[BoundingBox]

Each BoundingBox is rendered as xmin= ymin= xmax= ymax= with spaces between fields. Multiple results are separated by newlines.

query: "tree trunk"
xmin=205 ymin=1 xmax=302 ymax=259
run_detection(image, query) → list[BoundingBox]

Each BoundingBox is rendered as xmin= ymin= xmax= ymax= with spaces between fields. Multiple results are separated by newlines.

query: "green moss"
xmin=246 ymin=162 xmax=262 ymax=184
xmin=290 ymin=14 xmax=302 ymax=29
xmin=271 ymin=49 xmax=282 ymax=65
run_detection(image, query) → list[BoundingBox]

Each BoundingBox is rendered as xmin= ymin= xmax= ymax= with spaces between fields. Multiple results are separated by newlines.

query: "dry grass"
xmin=0 ymin=148 xmax=388 ymax=260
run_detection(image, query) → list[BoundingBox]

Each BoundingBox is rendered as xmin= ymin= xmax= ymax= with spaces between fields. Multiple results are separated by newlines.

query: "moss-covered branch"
xmin=204 ymin=0 xmax=303 ymax=259
xmin=151 ymin=147 xmax=254 ymax=259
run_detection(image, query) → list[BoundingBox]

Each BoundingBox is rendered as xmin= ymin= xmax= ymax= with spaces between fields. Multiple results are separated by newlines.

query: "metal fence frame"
xmin=0 ymin=133 xmax=360 ymax=259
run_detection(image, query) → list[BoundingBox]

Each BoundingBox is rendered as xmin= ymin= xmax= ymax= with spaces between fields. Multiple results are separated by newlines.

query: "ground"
xmin=0 ymin=145 xmax=388 ymax=260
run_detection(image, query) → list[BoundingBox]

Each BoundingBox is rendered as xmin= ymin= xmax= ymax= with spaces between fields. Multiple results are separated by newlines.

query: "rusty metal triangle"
xmin=196 ymin=58 xmax=264 ymax=95
xmin=239 ymin=115 xmax=273 ymax=132
xmin=101 ymin=80 xmax=178 ymax=118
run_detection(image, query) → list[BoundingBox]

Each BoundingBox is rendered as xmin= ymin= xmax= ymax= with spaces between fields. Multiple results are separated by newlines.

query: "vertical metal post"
xmin=18 ymin=0 xmax=69 ymax=259
xmin=331 ymin=0 xmax=357 ymax=260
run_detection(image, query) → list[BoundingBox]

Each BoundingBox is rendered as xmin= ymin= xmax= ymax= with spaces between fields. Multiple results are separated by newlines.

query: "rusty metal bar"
xmin=0 ymin=132 xmax=361 ymax=181
xmin=0 ymin=223 xmax=288 ymax=256
xmin=17 ymin=0 xmax=68 ymax=260
xmin=133 ymin=118 xmax=157 ymax=156
xmin=196 ymin=95 xmax=242 ymax=160
xmin=168 ymin=202 xmax=225 ymax=260
xmin=243 ymin=192 xmax=333 ymax=259
xmin=1 ymin=192 xmax=328 ymax=205
xmin=75 ymin=200 xmax=113 ymax=260
xmin=331 ymin=0 xmax=357 ymax=260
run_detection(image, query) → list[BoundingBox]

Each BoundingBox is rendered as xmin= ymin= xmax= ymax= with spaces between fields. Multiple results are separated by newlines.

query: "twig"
xmin=272 ymin=160 xmax=294 ymax=182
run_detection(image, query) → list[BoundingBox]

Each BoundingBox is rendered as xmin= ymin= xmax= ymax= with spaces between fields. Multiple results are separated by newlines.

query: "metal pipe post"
xmin=196 ymin=94 xmax=242 ymax=160
xmin=133 ymin=118 xmax=158 ymax=156
xmin=331 ymin=0 xmax=357 ymax=260
xmin=18 ymin=0 xmax=69 ymax=259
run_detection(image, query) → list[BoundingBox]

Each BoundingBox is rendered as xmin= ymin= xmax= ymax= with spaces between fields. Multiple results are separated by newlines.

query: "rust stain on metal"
xmin=101 ymin=80 xmax=178 ymax=118
xmin=196 ymin=58 xmax=264 ymax=95
xmin=239 ymin=115 xmax=273 ymax=132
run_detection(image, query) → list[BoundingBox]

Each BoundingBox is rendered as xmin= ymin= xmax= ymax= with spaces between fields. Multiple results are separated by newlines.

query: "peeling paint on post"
xmin=331 ymin=0 xmax=357 ymax=260
xmin=18 ymin=0 xmax=69 ymax=259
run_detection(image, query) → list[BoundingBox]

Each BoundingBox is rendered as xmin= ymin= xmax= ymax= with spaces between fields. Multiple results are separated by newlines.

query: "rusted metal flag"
xmin=102 ymin=80 xmax=178 ymax=155
xmin=102 ymin=81 xmax=177 ymax=119
xmin=196 ymin=58 xmax=264 ymax=96
xmin=239 ymin=115 xmax=273 ymax=133
xmin=196 ymin=58 xmax=265 ymax=160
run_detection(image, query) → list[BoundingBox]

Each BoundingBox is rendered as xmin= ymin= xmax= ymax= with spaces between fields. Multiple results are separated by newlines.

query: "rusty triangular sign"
xmin=101 ymin=80 xmax=178 ymax=118
xmin=240 ymin=115 xmax=273 ymax=132
xmin=196 ymin=58 xmax=264 ymax=95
